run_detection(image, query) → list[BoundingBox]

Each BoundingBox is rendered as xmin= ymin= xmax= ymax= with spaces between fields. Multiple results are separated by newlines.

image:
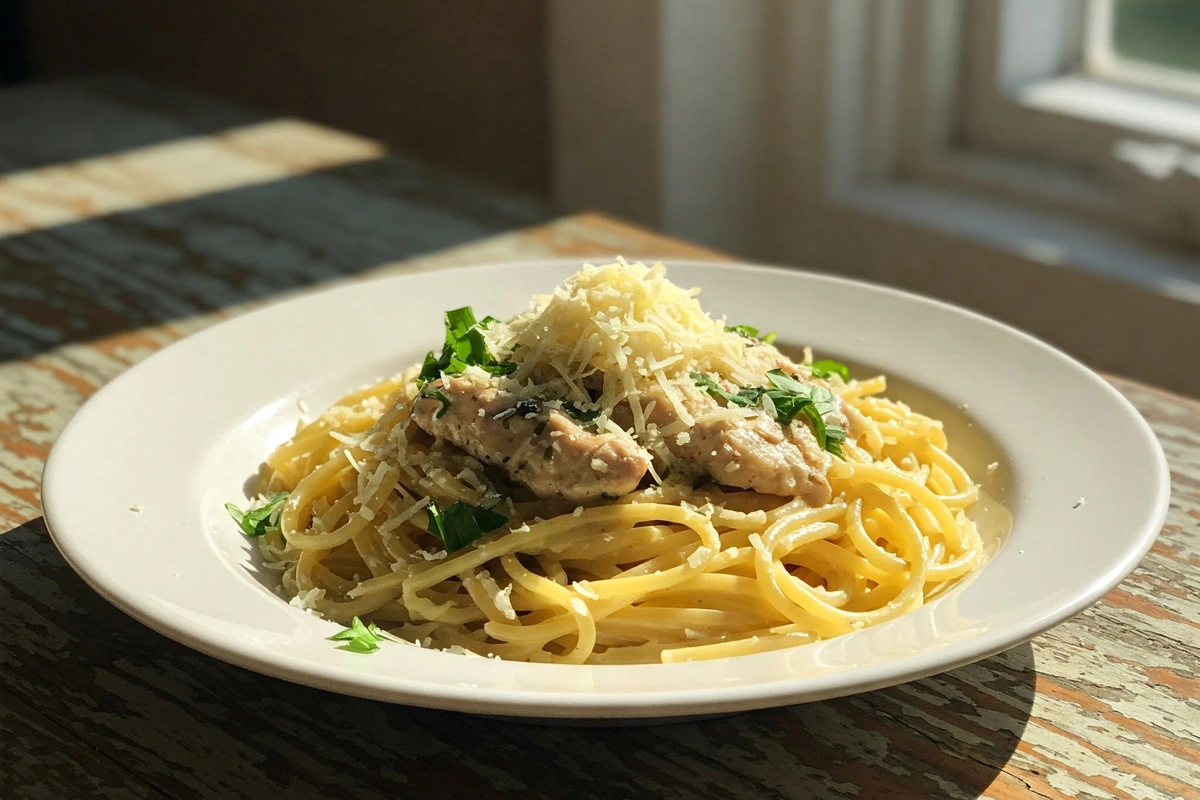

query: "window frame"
xmin=906 ymin=0 xmax=1200 ymax=246
xmin=548 ymin=0 xmax=1200 ymax=303
xmin=824 ymin=0 xmax=1200 ymax=297
xmin=1085 ymin=0 xmax=1200 ymax=101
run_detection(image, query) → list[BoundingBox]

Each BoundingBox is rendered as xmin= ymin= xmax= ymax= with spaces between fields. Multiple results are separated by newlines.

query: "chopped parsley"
xmin=725 ymin=324 xmax=777 ymax=345
xmin=419 ymin=386 xmax=453 ymax=418
xmin=328 ymin=616 xmax=386 ymax=654
xmin=426 ymin=499 xmax=509 ymax=553
xmin=691 ymin=370 xmax=846 ymax=456
xmin=225 ymin=492 xmax=288 ymax=537
xmin=417 ymin=306 xmax=516 ymax=387
xmin=691 ymin=372 xmax=765 ymax=408
xmin=810 ymin=359 xmax=850 ymax=383
xmin=564 ymin=402 xmax=600 ymax=426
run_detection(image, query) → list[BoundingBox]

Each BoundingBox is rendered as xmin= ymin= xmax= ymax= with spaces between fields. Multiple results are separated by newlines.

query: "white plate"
xmin=42 ymin=260 xmax=1170 ymax=719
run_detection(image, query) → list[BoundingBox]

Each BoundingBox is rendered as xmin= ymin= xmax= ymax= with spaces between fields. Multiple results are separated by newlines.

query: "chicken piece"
xmin=411 ymin=376 xmax=650 ymax=503
xmin=639 ymin=381 xmax=835 ymax=505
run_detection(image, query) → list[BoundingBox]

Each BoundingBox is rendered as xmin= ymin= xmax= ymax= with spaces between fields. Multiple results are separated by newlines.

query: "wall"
xmin=21 ymin=0 xmax=549 ymax=195
xmin=550 ymin=0 xmax=1200 ymax=398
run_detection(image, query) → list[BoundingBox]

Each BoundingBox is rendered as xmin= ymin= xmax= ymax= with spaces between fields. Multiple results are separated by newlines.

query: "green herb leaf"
xmin=725 ymin=324 xmax=778 ymax=346
xmin=328 ymin=616 xmax=385 ymax=654
xmin=766 ymin=369 xmax=809 ymax=395
xmin=691 ymin=372 xmax=763 ymax=407
xmin=824 ymin=424 xmax=847 ymax=457
xmin=444 ymin=306 xmax=478 ymax=338
xmin=692 ymin=370 xmax=845 ymax=457
xmin=417 ymin=306 xmax=514 ymax=386
xmin=440 ymin=501 xmax=483 ymax=553
xmin=513 ymin=398 xmax=543 ymax=417
xmin=564 ymin=402 xmax=600 ymax=426
xmin=422 ymin=388 xmax=452 ymax=418
xmin=426 ymin=499 xmax=509 ymax=554
xmin=225 ymin=492 xmax=288 ymax=538
xmin=810 ymin=359 xmax=850 ymax=383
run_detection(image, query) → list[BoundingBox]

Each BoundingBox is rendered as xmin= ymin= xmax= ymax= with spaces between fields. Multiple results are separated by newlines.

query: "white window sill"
xmin=836 ymin=180 xmax=1200 ymax=305
xmin=1017 ymin=74 xmax=1200 ymax=147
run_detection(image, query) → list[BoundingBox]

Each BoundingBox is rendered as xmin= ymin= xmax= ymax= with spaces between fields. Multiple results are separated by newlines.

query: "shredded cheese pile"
xmin=486 ymin=259 xmax=766 ymax=441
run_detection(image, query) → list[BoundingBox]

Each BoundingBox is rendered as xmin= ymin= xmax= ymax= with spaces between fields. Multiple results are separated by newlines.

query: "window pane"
xmin=1113 ymin=0 xmax=1200 ymax=74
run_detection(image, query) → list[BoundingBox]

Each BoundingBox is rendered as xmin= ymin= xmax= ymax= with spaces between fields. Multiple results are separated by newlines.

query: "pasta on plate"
xmin=232 ymin=260 xmax=989 ymax=664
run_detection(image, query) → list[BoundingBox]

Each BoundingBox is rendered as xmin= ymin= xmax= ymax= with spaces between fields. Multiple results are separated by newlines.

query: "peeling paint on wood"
xmin=1 ymin=80 xmax=1197 ymax=800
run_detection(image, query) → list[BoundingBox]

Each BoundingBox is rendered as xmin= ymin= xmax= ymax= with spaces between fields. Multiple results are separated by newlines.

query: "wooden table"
xmin=3 ymin=78 xmax=1197 ymax=800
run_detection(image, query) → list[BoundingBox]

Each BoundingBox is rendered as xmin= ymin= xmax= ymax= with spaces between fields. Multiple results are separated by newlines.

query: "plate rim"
xmin=41 ymin=258 xmax=1172 ymax=718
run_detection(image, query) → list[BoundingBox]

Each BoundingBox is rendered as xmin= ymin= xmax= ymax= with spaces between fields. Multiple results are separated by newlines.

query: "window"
xmin=826 ymin=0 xmax=1200 ymax=297
xmin=550 ymin=1 xmax=1200 ymax=300
xmin=954 ymin=0 xmax=1200 ymax=247
xmin=1091 ymin=0 xmax=1200 ymax=91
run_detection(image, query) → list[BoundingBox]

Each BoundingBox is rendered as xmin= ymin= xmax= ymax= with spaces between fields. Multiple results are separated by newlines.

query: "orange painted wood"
xmin=1 ymin=79 xmax=1195 ymax=800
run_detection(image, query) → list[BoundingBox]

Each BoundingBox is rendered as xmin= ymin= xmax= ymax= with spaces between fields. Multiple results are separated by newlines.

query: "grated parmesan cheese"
xmin=289 ymin=587 xmax=325 ymax=613
xmin=477 ymin=570 xmax=517 ymax=620
xmin=488 ymin=260 xmax=760 ymax=444
xmin=573 ymin=580 xmax=600 ymax=600
xmin=378 ymin=495 xmax=430 ymax=534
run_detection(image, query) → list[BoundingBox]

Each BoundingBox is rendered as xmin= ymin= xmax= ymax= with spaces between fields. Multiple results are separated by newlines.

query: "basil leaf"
xmin=799 ymin=402 xmax=829 ymax=450
xmin=692 ymin=372 xmax=760 ymax=407
xmin=417 ymin=307 xmax=514 ymax=387
xmin=766 ymin=368 xmax=808 ymax=395
xmin=693 ymin=370 xmax=844 ymax=457
xmin=478 ymin=361 xmax=518 ymax=376
xmin=418 ymin=350 xmax=442 ymax=384
xmin=764 ymin=389 xmax=807 ymax=425
xmin=471 ymin=505 xmax=509 ymax=534
xmin=429 ymin=389 xmax=452 ymax=418
xmin=809 ymin=385 xmax=839 ymax=418
xmin=444 ymin=306 xmax=478 ymax=340
xmin=726 ymin=324 xmax=778 ymax=346
xmin=565 ymin=402 xmax=600 ymax=425
xmin=824 ymin=425 xmax=847 ymax=457
xmin=513 ymin=398 xmax=543 ymax=417
xmin=225 ymin=492 xmax=288 ymax=537
xmin=725 ymin=324 xmax=760 ymax=339
xmin=440 ymin=501 xmax=483 ymax=553
xmin=810 ymin=359 xmax=850 ymax=382
xmin=426 ymin=500 xmax=447 ymax=541
xmin=328 ymin=616 xmax=384 ymax=654
xmin=426 ymin=499 xmax=509 ymax=554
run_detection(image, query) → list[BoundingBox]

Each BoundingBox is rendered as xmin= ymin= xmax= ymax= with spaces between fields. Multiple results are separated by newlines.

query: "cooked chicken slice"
xmin=412 ymin=376 xmax=650 ymax=503
xmin=638 ymin=380 xmax=835 ymax=505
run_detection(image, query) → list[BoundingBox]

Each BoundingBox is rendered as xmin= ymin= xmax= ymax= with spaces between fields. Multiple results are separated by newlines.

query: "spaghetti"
xmin=246 ymin=260 xmax=987 ymax=664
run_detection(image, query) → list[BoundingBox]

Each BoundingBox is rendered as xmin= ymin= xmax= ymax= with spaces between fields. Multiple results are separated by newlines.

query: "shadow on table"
xmin=0 ymin=145 xmax=546 ymax=366
xmin=0 ymin=76 xmax=268 ymax=174
xmin=3 ymin=520 xmax=1035 ymax=800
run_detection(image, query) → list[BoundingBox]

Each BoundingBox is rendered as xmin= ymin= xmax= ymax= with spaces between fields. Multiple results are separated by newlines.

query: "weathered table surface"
xmin=2 ymin=78 xmax=1197 ymax=800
